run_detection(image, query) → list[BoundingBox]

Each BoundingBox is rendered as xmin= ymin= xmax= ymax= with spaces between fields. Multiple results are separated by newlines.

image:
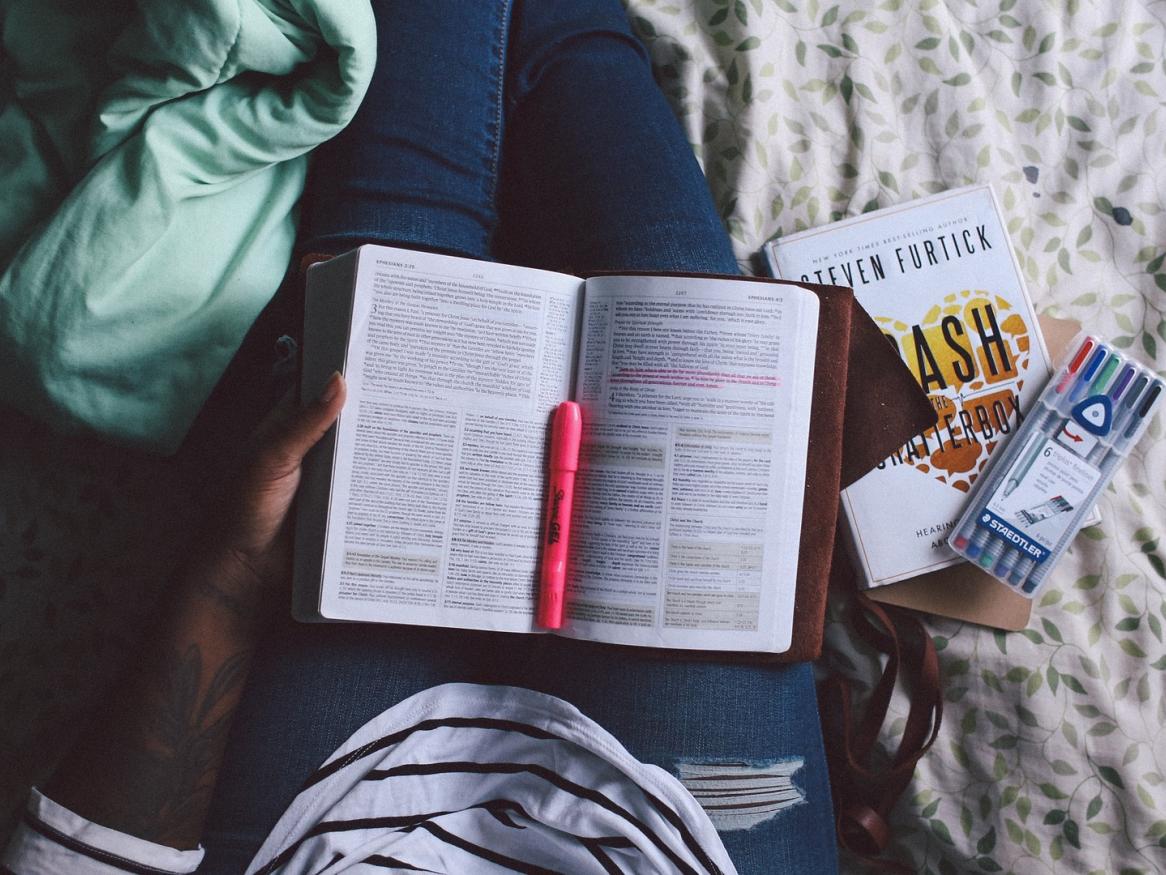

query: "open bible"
xmin=293 ymin=245 xmax=819 ymax=653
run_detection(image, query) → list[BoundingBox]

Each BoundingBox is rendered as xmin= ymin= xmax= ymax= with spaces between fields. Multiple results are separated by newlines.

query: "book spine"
xmin=292 ymin=250 xmax=362 ymax=622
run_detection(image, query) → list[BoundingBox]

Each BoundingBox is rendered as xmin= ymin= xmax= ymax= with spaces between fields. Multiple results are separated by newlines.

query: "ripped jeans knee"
xmin=675 ymin=757 xmax=808 ymax=832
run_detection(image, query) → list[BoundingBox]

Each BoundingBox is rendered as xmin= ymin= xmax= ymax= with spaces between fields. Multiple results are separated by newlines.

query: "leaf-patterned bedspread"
xmin=624 ymin=0 xmax=1165 ymax=871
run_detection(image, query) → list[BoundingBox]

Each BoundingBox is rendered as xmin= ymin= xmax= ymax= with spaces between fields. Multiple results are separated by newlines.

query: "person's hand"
xmin=194 ymin=372 xmax=347 ymax=619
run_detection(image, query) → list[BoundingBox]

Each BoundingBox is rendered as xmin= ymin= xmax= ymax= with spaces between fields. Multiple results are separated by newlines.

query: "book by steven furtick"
xmin=765 ymin=184 xmax=1053 ymax=588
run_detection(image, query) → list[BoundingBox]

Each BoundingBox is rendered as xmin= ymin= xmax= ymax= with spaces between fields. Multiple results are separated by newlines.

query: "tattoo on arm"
xmin=113 ymin=645 xmax=251 ymax=844
xmin=45 ymin=606 xmax=256 ymax=849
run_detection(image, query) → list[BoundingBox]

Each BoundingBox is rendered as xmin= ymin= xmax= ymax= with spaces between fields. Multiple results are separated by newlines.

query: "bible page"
xmin=317 ymin=246 xmax=583 ymax=631
xmin=563 ymin=275 xmax=818 ymax=652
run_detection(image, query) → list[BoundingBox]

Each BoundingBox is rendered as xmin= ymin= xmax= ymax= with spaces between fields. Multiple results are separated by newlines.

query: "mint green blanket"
xmin=0 ymin=0 xmax=374 ymax=452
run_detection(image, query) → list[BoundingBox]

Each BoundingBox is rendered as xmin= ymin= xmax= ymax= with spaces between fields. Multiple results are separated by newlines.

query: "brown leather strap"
xmin=819 ymin=542 xmax=943 ymax=871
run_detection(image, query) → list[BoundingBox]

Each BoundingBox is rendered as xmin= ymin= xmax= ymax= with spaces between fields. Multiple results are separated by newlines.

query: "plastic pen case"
xmin=948 ymin=335 xmax=1163 ymax=597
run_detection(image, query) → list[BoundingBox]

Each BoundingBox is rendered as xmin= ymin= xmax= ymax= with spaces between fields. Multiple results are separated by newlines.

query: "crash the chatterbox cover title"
xmin=765 ymin=184 xmax=1053 ymax=588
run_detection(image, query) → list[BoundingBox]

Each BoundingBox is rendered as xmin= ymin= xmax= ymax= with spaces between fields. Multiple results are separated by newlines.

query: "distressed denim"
xmin=202 ymin=0 xmax=836 ymax=871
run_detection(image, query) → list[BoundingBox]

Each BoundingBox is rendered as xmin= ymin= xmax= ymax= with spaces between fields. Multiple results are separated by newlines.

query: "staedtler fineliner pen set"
xmin=949 ymin=335 xmax=1163 ymax=598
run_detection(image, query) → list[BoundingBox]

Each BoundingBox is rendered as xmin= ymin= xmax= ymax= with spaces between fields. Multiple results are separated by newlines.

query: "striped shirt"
xmin=3 ymin=684 xmax=738 ymax=874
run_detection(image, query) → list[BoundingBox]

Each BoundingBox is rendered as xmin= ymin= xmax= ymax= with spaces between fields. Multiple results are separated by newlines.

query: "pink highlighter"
xmin=537 ymin=401 xmax=582 ymax=629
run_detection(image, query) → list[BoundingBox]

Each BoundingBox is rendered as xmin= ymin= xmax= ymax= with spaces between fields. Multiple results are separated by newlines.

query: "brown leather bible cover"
xmin=773 ymin=282 xmax=935 ymax=662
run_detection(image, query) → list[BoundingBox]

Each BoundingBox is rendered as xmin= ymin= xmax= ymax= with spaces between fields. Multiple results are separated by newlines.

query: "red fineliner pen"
xmin=537 ymin=401 xmax=582 ymax=629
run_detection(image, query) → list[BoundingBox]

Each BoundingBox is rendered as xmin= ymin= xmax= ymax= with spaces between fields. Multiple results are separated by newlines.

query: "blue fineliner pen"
xmin=1068 ymin=344 xmax=1108 ymax=402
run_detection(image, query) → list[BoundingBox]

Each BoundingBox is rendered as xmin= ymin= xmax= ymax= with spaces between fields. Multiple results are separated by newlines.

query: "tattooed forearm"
xmin=107 ymin=645 xmax=251 ymax=844
xmin=45 ymin=584 xmax=257 ymax=849
xmin=40 ymin=380 xmax=342 ymax=852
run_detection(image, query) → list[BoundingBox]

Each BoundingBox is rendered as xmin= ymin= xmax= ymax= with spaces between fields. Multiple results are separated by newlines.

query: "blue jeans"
xmin=202 ymin=1 xmax=837 ymax=872
xmin=297 ymin=0 xmax=738 ymax=274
